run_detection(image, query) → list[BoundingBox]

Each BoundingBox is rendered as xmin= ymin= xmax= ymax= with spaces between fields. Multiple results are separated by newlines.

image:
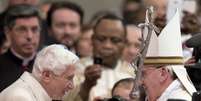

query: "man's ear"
xmin=160 ymin=68 xmax=168 ymax=83
xmin=41 ymin=71 xmax=52 ymax=83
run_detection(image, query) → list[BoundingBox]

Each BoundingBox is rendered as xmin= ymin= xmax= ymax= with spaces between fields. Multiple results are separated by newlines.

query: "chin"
xmin=24 ymin=47 xmax=36 ymax=52
xmin=22 ymin=52 xmax=34 ymax=57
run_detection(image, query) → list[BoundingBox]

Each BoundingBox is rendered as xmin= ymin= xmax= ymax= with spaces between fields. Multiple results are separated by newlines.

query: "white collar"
xmin=157 ymin=79 xmax=181 ymax=101
xmin=11 ymin=48 xmax=36 ymax=66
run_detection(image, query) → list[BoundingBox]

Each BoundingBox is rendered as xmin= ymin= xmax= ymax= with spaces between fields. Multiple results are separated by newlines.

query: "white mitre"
xmin=144 ymin=9 xmax=196 ymax=95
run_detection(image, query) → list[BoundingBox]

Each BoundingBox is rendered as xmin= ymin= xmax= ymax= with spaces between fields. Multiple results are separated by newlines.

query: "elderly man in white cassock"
xmin=140 ymin=10 xmax=196 ymax=101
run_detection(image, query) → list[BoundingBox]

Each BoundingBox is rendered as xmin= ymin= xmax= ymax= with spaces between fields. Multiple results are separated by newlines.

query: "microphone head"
xmin=186 ymin=33 xmax=201 ymax=48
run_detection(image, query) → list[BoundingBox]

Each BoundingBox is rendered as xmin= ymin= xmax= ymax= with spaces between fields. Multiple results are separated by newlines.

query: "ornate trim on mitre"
xmin=144 ymin=56 xmax=184 ymax=65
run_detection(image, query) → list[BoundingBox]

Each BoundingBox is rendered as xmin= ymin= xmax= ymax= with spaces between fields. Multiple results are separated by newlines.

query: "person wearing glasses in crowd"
xmin=0 ymin=4 xmax=41 ymax=92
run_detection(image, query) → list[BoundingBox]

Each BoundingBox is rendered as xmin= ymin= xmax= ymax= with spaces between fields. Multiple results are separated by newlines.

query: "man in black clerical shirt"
xmin=0 ymin=4 xmax=41 ymax=92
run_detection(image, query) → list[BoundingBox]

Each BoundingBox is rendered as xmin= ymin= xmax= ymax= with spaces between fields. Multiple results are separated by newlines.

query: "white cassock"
xmin=157 ymin=79 xmax=192 ymax=101
xmin=0 ymin=72 xmax=51 ymax=101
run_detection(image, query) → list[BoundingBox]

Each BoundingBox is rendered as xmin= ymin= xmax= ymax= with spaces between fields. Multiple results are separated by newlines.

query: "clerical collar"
xmin=10 ymin=48 xmax=36 ymax=66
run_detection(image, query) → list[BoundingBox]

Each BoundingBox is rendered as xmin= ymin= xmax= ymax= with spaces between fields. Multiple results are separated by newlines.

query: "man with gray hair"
xmin=0 ymin=44 xmax=79 ymax=101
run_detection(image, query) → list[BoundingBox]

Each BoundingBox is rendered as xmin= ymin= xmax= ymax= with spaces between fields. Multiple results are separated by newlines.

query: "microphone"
xmin=185 ymin=33 xmax=201 ymax=48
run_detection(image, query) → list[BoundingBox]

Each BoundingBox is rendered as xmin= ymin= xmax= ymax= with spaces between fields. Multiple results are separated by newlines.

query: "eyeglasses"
xmin=12 ymin=25 xmax=41 ymax=35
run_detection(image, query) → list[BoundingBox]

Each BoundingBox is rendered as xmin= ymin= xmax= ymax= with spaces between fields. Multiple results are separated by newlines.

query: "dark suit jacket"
xmin=0 ymin=49 xmax=34 ymax=92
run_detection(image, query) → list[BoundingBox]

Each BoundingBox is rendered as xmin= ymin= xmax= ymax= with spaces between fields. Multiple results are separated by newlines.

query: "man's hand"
xmin=84 ymin=64 xmax=102 ymax=88
xmin=79 ymin=64 xmax=102 ymax=101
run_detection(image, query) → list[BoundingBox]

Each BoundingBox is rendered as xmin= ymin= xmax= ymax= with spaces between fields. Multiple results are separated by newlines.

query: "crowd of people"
xmin=0 ymin=0 xmax=201 ymax=101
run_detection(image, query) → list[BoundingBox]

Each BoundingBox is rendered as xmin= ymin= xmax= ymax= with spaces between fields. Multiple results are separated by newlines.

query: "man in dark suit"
xmin=0 ymin=0 xmax=40 ymax=54
xmin=0 ymin=4 xmax=41 ymax=92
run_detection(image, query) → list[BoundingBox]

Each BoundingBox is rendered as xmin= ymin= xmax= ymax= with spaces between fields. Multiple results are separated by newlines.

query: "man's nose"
xmin=64 ymin=26 xmax=73 ymax=35
xmin=26 ymin=29 xmax=34 ymax=41
xmin=129 ymin=45 xmax=138 ymax=55
xmin=103 ymin=39 xmax=114 ymax=48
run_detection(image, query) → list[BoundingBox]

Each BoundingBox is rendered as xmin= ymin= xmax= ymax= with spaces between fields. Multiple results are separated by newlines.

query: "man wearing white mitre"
xmin=140 ymin=10 xmax=197 ymax=101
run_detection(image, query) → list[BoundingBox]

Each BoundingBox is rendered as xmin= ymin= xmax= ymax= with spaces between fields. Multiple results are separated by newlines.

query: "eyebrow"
xmin=156 ymin=65 xmax=164 ymax=68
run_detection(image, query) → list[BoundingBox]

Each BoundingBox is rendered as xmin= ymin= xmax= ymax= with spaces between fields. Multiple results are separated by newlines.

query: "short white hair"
xmin=164 ymin=65 xmax=176 ymax=79
xmin=32 ymin=44 xmax=79 ymax=79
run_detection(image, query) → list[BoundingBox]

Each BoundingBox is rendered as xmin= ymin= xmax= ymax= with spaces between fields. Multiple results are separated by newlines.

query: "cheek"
xmin=60 ymin=80 xmax=68 ymax=87
xmin=145 ymin=74 xmax=160 ymax=88
xmin=78 ymin=43 xmax=87 ymax=50
xmin=123 ymin=48 xmax=129 ymax=55
xmin=129 ymin=46 xmax=138 ymax=52
xmin=52 ymin=27 xmax=64 ymax=37
xmin=80 ymin=41 xmax=91 ymax=47
xmin=143 ymin=77 xmax=150 ymax=85
xmin=143 ymin=73 xmax=154 ymax=85
xmin=72 ymin=26 xmax=80 ymax=33
xmin=11 ymin=36 xmax=23 ymax=45
xmin=93 ymin=41 xmax=101 ymax=49
xmin=72 ymin=31 xmax=80 ymax=40
xmin=33 ymin=34 xmax=40 ymax=42
xmin=55 ymin=81 xmax=67 ymax=93
xmin=53 ymin=33 xmax=64 ymax=41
